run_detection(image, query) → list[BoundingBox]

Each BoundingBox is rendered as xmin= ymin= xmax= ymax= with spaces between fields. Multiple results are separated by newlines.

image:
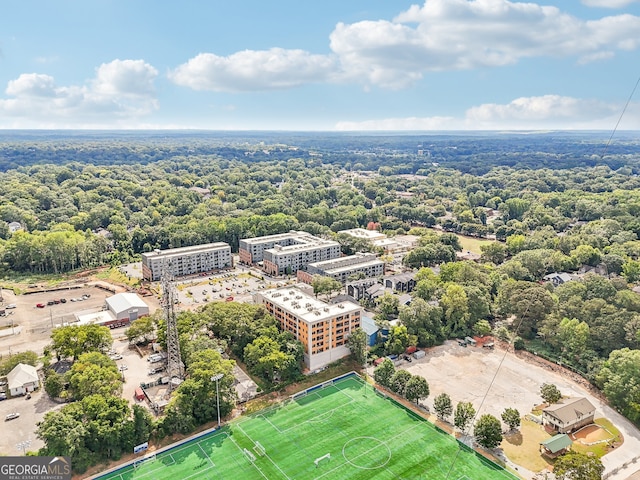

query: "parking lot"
xmin=0 ymin=382 xmax=63 ymax=454
xmin=0 ymin=284 xmax=121 ymax=358
xmin=171 ymin=266 xmax=297 ymax=309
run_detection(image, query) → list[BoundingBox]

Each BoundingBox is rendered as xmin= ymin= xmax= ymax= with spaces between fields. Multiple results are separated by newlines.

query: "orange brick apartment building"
xmin=253 ymin=287 xmax=361 ymax=371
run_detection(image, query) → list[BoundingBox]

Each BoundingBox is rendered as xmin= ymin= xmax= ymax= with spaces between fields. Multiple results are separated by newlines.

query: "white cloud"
xmin=171 ymin=0 xmax=640 ymax=92
xmin=0 ymin=59 xmax=159 ymax=128
xmin=169 ymin=48 xmax=336 ymax=92
xmin=334 ymin=95 xmax=638 ymax=130
xmin=330 ymin=0 xmax=640 ymax=88
xmin=582 ymin=0 xmax=639 ymax=7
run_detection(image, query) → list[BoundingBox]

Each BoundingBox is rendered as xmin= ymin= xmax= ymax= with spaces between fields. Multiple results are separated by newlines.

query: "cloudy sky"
xmin=1 ymin=0 xmax=639 ymax=130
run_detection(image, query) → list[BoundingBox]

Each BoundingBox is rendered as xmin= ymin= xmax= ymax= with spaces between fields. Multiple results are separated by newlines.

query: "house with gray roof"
xmin=542 ymin=397 xmax=596 ymax=434
xmin=7 ymin=363 xmax=39 ymax=396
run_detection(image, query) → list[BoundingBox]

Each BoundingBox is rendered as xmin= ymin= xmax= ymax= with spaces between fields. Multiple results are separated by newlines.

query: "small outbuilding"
xmin=7 ymin=363 xmax=39 ymax=396
xmin=361 ymin=315 xmax=379 ymax=347
xmin=540 ymin=433 xmax=572 ymax=458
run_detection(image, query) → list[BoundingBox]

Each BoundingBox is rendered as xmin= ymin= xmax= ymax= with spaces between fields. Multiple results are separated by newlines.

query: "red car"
xmin=36 ymin=303 xmax=46 ymax=308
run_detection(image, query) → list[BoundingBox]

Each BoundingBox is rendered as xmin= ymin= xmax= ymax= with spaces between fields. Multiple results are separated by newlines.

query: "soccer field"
xmin=97 ymin=374 xmax=518 ymax=480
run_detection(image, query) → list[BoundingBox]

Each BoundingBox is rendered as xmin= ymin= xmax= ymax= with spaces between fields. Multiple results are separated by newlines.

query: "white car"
xmin=110 ymin=354 xmax=123 ymax=360
xmin=5 ymin=413 xmax=20 ymax=421
xmin=5 ymin=304 xmax=16 ymax=309
xmin=118 ymin=365 xmax=128 ymax=371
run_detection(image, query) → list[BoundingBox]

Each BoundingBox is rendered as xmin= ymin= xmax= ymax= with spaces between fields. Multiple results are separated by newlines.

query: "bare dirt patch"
xmin=572 ymin=424 xmax=615 ymax=444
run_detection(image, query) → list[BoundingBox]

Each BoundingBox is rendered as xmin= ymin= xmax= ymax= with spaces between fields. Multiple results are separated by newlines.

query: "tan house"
xmin=542 ymin=397 xmax=596 ymax=434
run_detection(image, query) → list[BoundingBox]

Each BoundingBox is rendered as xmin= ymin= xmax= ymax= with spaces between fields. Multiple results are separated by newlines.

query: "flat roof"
xmin=142 ymin=242 xmax=230 ymax=259
xmin=257 ymin=287 xmax=360 ymax=324
xmin=76 ymin=310 xmax=115 ymax=326
xmin=338 ymin=228 xmax=386 ymax=240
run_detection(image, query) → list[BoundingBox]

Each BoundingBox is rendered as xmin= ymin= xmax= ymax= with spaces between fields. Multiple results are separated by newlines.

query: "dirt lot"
xmin=0 ymin=284 xmax=123 ymax=358
xmin=393 ymin=341 xmax=640 ymax=480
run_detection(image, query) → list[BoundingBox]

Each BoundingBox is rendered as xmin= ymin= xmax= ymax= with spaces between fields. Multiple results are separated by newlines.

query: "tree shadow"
xmin=504 ymin=431 xmax=523 ymax=446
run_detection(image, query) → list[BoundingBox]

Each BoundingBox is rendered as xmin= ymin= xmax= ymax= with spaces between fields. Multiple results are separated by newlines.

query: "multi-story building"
xmin=141 ymin=243 xmax=232 ymax=281
xmin=297 ymin=252 xmax=384 ymax=285
xmin=239 ymin=231 xmax=341 ymax=276
xmin=338 ymin=227 xmax=405 ymax=254
xmin=253 ymin=287 xmax=361 ymax=371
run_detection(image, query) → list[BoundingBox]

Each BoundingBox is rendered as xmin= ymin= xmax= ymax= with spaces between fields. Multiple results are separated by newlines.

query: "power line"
xmin=600 ymin=74 xmax=640 ymax=160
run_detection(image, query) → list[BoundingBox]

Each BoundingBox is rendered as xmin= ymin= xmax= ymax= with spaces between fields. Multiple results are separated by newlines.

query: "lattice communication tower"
xmin=161 ymin=262 xmax=184 ymax=392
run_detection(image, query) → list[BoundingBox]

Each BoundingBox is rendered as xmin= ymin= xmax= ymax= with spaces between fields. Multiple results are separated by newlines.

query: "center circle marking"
xmin=342 ymin=436 xmax=392 ymax=470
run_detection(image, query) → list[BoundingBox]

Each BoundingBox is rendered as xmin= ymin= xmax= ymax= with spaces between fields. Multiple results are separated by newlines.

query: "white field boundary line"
xmin=227 ymin=431 xmax=270 ymax=480
xmin=261 ymin=392 xmax=358 ymax=435
xmin=196 ymin=442 xmax=216 ymax=468
xmin=235 ymin=423 xmax=293 ymax=480
xmin=156 ymin=452 xmax=218 ymax=480
xmin=129 ymin=453 xmax=175 ymax=480
xmin=314 ymin=422 xmax=423 ymax=480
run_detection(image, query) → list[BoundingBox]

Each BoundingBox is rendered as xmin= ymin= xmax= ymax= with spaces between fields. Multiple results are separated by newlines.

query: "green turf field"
xmin=97 ymin=375 xmax=518 ymax=480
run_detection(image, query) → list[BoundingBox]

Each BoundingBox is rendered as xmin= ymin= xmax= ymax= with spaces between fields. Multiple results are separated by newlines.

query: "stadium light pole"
xmin=211 ymin=373 xmax=224 ymax=428
xmin=16 ymin=439 xmax=31 ymax=455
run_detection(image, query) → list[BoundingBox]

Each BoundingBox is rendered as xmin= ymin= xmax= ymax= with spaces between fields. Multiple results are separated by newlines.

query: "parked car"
xmin=36 ymin=303 xmax=46 ymax=308
xmin=0 ymin=393 xmax=6 ymax=401
xmin=5 ymin=413 xmax=20 ymax=421
xmin=25 ymin=393 xmax=31 ymax=400
xmin=59 ymin=298 xmax=67 ymax=303
xmin=109 ymin=354 xmax=123 ymax=360
xmin=5 ymin=304 xmax=16 ymax=309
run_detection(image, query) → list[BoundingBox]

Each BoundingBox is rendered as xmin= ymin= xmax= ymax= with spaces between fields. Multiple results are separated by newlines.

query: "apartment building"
xmin=254 ymin=287 xmax=361 ymax=371
xmin=141 ymin=242 xmax=232 ymax=281
xmin=297 ymin=252 xmax=384 ymax=285
xmin=239 ymin=231 xmax=341 ymax=276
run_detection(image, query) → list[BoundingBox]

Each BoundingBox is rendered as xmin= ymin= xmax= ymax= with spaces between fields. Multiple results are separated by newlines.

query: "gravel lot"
xmin=390 ymin=341 xmax=640 ymax=480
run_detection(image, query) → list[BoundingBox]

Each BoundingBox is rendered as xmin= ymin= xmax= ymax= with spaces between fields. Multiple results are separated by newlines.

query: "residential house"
xmin=7 ymin=363 xmax=39 ymax=396
xmin=542 ymin=397 xmax=596 ymax=434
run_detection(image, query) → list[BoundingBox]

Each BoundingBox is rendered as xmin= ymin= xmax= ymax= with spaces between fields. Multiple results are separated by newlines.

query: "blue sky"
xmin=1 ymin=0 xmax=640 ymax=130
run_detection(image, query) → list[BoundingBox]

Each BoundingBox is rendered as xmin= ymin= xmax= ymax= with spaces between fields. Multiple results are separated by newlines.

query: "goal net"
xmin=134 ymin=454 xmax=156 ymax=469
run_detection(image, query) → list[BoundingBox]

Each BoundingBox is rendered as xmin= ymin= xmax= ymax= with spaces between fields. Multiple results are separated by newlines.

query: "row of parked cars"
xmin=36 ymin=294 xmax=91 ymax=308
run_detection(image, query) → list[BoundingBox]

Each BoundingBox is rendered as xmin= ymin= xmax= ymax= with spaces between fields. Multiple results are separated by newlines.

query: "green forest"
xmin=1 ymin=131 xmax=640 ymax=431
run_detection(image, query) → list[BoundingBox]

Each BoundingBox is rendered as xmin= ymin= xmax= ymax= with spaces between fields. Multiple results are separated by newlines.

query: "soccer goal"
xmin=133 ymin=453 xmax=156 ymax=470
xmin=254 ymin=441 xmax=266 ymax=457
xmin=244 ymin=448 xmax=257 ymax=463
xmin=314 ymin=453 xmax=331 ymax=468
